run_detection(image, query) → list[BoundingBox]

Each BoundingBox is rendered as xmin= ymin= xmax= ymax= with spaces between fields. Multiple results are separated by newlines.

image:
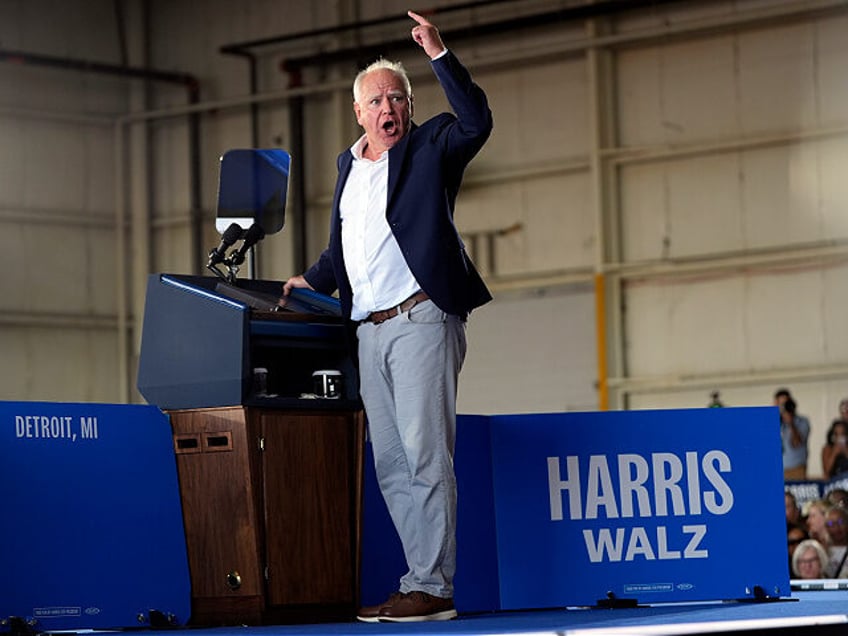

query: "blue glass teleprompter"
xmin=216 ymin=148 xmax=289 ymax=235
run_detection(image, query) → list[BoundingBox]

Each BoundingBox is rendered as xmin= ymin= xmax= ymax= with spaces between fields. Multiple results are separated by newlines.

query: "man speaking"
xmin=284 ymin=10 xmax=493 ymax=622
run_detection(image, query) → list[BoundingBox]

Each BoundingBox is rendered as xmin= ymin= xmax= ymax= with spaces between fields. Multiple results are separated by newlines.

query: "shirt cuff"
xmin=431 ymin=48 xmax=449 ymax=61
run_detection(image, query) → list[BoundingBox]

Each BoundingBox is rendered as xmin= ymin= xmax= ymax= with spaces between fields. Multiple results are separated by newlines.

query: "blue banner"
xmin=490 ymin=407 xmax=788 ymax=608
xmin=1 ymin=401 xmax=190 ymax=631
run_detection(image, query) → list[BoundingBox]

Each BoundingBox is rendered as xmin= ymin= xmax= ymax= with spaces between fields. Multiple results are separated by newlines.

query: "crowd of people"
xmin=773 ymin=389 xmax=848 ymax=481
xmin=822 ymin=405 xmax=848 ymax=479
xmin=784 ymin=488 xmax=848 ymax=579
xmin=772 ymin=388 xmax=848 ymax=580
xmin=785 ymin=489 xmax=848 ymax=579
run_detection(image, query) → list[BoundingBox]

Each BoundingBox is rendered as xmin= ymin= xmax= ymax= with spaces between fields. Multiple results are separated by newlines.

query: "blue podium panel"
xmin=490 ymin=407 xmax=788 ymax=609
xmin=1 ymin=402 xmax=191 ymax=631
xmin=137 ymin=274 xmax=250 ymax=409
xmin=360 ymin=414 xmax=501 ymax=613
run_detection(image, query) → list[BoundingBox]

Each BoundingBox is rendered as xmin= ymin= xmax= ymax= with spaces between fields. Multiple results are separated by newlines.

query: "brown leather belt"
xmin=363 ymin=291 xmax=429 ymax=325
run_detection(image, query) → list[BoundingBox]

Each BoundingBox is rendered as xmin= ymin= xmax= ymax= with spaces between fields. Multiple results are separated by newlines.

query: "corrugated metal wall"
xmin=1 ymin=0 xmax=846 ymax=476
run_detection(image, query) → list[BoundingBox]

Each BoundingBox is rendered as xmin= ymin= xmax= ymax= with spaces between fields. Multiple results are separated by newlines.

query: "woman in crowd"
xmin=792 ymin=539 xmax=829 ymax=579
xmin=825 ymin=506 xmax=848 ymax=577
xmin=836 ymin=398 xmax=848 ymax=425
xmin=805 ymin=499 xmax=832 ymax=548
xmin=822 ymin=419 xmax=848 ymax=479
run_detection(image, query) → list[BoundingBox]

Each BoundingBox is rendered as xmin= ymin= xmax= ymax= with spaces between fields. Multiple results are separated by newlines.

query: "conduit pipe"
xmin=0 ymin=48 xmax=197 ymax=87
xmin=226 ymin=0 xmax=687 ymax=71
xmin=218 ymin=0 xmax=524 ymax=54
xmin=607 ymin=363 xmax=848 ymax=396
xmin=594 ymin=273 xmax=609 ymax=410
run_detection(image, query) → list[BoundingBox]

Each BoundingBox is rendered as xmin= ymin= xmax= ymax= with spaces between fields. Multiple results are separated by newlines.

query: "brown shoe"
xmin=356 ymin=591 xmax=405 ymax=623
xmin=378 ymin=591 xmax=457 ymax=622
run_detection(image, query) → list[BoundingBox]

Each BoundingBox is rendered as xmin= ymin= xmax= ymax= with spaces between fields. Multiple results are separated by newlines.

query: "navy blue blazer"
xmin=304 ymin=50 xmax=493 ymax=320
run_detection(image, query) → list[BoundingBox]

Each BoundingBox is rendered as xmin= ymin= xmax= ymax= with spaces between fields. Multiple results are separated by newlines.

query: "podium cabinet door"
xmin=258 ymin=409 xmax=363 ymax=607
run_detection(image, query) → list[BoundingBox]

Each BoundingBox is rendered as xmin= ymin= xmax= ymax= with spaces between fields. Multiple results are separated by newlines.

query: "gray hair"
xmin=791 ymin=539 xmax=829 ymax=577
xmin=352 ymin=59 xmax=412 ymax=104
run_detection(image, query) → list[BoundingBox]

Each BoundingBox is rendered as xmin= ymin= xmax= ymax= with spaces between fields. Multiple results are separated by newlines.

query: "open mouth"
xmin=382 ymin=120 xmax=397 ymax=134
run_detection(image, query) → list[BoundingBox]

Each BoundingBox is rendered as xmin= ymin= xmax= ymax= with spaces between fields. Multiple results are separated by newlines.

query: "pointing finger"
xmin=408 ymin=10 xmax=431 ymax=26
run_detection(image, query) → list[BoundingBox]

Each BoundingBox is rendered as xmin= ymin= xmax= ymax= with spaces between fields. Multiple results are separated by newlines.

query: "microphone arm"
xmin=206 ymin=262 xmax=228 ymax=281
xmin=226 ymin=222 xmax=266 ymax=283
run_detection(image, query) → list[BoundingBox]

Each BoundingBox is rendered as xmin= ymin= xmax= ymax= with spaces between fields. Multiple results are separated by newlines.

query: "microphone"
xmin=228 ymin=222 xmax=266 ymax=266
xmin=208 ymin=222 xmax=244 ymax=267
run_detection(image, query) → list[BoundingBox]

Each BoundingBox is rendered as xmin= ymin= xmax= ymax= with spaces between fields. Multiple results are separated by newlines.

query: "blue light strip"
xmin=160 ymin=275 xmax=248 ymax=311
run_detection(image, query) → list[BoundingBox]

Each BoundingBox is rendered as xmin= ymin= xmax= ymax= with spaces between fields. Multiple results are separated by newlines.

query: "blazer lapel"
xmin=331 ymin=152 xmax=354 ymax=239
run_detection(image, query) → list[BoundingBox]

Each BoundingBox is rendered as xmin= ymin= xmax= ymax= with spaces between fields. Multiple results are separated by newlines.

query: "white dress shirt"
xmin=340 ymin=135 xmax=421 ymax=321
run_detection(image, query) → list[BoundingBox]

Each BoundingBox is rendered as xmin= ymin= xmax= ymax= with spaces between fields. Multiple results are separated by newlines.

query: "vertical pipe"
xmin=248 ymin=55 xmax=260 ymax=146
xmin=594 ymin=272 xmax=609 ymax=411
xmin=114 ymin=119 xmax=129 ymax=403
xmin=586 ymin=14 xmax=614 ymax=411
xmin=290 ymin=96 xmax=307 ymax=273
xmin=129 ymin=116 xmax=152 ymax=406
xmin=188 ymin=87 xmax=203 ymax=275
xmin=123 ymin=0 xmax=148 ymax=404
xmin=287 ymin=65 xmax=307 ymax=273
xmin=247 ymin=53 xmax=261 ymax=280
xmin=214 ymin=50 xmax=262 ymax=279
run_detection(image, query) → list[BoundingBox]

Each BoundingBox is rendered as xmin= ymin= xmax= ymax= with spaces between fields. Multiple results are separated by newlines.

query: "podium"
xmin=138 ymin=274 xmax=364 ymax=625
xmin=137 ymin=274 xmax=359 ymax=409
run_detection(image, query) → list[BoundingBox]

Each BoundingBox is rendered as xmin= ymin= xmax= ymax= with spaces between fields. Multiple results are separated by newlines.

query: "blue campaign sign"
xmin=489 ymin=407 xmax=788 ymax=608
xmin=0 ymin=402 xmax=190 ymax=631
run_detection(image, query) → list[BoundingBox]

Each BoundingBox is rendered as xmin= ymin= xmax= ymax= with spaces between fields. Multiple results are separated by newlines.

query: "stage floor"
xmin=128 ymin=592 xmax=848 ymax=636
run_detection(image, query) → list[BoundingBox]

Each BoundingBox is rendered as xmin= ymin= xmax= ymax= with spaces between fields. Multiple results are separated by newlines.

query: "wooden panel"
xmin=169 ymin=407 xmax=264 ymax=604
xmin=190 ymin=596 xmax=263 ymax=627
xmin=259 ymin=409 xmax=363 ymax=606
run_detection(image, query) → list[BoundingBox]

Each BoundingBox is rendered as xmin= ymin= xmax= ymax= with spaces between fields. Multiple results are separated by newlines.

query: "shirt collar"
xmin=350 ymin=134 xmax=388 ymax=162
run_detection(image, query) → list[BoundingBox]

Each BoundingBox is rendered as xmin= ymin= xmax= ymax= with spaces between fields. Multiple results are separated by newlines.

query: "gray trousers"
xmin=356 ymin=299 xmax=467 ymax=599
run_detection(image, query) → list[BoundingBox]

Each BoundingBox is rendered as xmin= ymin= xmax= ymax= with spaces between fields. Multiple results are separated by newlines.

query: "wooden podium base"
xmin=168 ymin=406 xmax=364 ymax=626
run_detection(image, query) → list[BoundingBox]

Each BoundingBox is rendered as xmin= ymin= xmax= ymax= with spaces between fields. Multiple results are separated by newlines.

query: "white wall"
xmin=460 ymin=284 xmax=597 ymax=416
xmin=0 ymin=0 xmax=126 ymax=402
xmin=613 ymin=10 xmax=848 ymax=476
xmin=1 ymin=0 xmax=847 ymax=480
